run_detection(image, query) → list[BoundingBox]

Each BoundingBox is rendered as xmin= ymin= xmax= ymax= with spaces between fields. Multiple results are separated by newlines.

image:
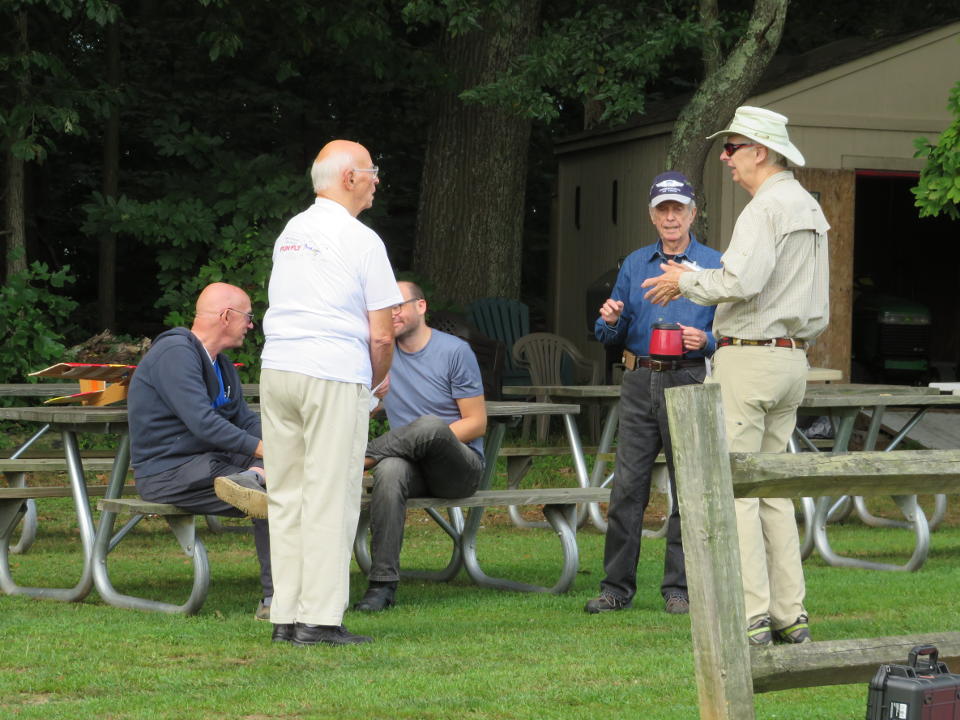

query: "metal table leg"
xmin=853 ymin=407 xmax=948 ymax=531
xmin=93 ymin=435 xmax=210 ymax=614
xmin=5 ymin=423 xmax=50 ymax=554
xmin=0 ymin=429 xmax=95 ymax=601
xmin=461 ymin=501 xmax=582 ymax=593
xmin=353 ymin=505 xmax=464 ymax=582
xmin=586 ymin=402 xmax=618 ymax=532
xmin=812 ymin=494 xmax=930 ymax=571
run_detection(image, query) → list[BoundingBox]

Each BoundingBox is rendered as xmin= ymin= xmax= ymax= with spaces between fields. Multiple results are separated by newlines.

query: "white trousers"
xmin=261 ymin=369 xmax=370 ymax=626
xmin=708 ymin=345 xmax=809 ymax=628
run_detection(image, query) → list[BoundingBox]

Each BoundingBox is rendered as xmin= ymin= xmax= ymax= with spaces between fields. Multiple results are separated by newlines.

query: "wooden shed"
xmin=550 ymin=21 xmax=960 ymax=381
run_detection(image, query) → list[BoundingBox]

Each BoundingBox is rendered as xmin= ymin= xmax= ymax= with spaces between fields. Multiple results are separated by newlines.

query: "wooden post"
xmin=665 ymin=383 xmax=755 ymax=720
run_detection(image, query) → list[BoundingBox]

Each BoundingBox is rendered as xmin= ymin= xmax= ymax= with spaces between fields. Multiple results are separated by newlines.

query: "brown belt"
xmin=717 ymin=336 xmax=807 ymax=350
xmin=623 ymin=350 xmax=704 ymax=372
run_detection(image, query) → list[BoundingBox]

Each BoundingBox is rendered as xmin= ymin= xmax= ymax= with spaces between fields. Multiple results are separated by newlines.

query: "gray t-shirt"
xmin=384 ymin=329 xmax=485 ymax=457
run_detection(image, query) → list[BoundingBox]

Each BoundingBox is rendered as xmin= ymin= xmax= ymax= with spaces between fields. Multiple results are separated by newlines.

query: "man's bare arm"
xmin=449 ymin=395 xmax=487 ymax=444
xmin=368 ymin=307 xmax=395 ymax=391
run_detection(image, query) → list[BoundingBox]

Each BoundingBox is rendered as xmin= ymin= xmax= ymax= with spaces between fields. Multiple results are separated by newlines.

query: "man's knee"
xmin=371 ymin=458 xmax=414 ymax=500
xmin=407 ymin=415 xmax=449 ymax=439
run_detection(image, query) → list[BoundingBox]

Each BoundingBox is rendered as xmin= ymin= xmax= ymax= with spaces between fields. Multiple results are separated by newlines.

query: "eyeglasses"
xmin=723 ymin=142 xmax=756 ymax=157
xmin=352 ymin=166 xmax=379 ymax=179
xmin=391 ymin=298 xmax=420 ymax=314
xmin=223 ymin=308 xmax=255 ymax=324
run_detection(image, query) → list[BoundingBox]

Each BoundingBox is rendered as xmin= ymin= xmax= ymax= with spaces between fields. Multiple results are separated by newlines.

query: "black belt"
xmin=635 ymin=357 xmax=705 ymax=372
xmin=717 ymin=336 xmax=807 ymax=350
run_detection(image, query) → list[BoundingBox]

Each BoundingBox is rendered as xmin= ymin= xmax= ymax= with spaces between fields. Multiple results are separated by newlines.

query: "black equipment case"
xmin=866 ymin=645 xmax=960 ymax=719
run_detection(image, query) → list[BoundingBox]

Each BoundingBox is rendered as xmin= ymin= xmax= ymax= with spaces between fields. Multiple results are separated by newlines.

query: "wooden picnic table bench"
xmin=98 ymin=486 xmax=611 ymax=615
xmin=0 ymin=456 xmax=132 ymax=557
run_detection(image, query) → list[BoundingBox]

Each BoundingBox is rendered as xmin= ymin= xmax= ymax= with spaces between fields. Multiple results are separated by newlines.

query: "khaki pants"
xmin=261 ymin=369 xmax=370 ymax=626
xmin=708 ymin=345 xmax=808 ymax=628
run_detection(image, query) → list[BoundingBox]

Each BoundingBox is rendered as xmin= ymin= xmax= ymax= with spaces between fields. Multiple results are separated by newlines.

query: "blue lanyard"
xmin=211 ymin=359 xmax=229 ymax=409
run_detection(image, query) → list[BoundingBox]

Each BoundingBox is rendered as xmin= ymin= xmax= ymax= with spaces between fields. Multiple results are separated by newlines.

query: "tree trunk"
xmin=667 ymin=0 xmax=789 ymax=239
xmin=5 ymin=10 xmax=30 ymax=279
xmin=413 ymin=0 xmax=541 ymax=304
xmin=98 ymin=18 xmax=121 ymax=331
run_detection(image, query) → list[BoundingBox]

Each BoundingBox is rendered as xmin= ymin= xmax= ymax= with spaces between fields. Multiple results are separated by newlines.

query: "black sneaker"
xmin=747 ymin=617 xmax=773 ymax=646
xmin=584 ymin=592 xmax=631 ymax=614
xmin=773 ymin=614 xmax=811 ymax=644
xmin=292 ymin=623 xmax=373 ymax=646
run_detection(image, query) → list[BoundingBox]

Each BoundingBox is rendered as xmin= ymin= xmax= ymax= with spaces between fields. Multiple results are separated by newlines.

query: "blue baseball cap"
xmin=649 ymin=171 xmax=695 ymax=207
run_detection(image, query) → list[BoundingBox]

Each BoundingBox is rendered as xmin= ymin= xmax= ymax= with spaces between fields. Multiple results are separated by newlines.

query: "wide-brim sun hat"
xmin=706 ymin=106 xmax=805 ymax=167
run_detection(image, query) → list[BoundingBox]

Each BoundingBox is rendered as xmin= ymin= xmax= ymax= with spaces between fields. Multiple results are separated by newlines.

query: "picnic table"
xmin=0 ymin=405 xmax=131 ymax=600
xmin=499 ymin=373 xmax=960 ymax=571
xmin=796 ymin=383 xmax=960 ymax=570
xmin=500 ymin=368 xmax=841 ymax=531
xmin=1 ymin=398 xmax=595 ymax=609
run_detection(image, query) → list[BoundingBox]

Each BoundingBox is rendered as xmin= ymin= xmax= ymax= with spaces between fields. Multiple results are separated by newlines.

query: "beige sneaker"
xmin=214 ymin=474 xmax=268 ymax=519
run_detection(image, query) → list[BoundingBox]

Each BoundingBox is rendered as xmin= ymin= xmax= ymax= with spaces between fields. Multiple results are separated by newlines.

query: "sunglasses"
xmin=723 ymin=142 xmax=756 ymax=157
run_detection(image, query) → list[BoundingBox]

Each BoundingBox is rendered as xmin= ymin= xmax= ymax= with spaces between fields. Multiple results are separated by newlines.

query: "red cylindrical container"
xmin=649 ymin=322 xmax=684 ymax=359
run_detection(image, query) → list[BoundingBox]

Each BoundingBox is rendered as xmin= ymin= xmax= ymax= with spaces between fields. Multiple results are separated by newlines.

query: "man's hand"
xmin=373 ymin=373 xmax=391 ymax=399
xmin=599 ymin=298 xmax=624 ymax=325
xmin=253 ymin=440 xmax=264 ymax=458
xmin=678 ymin=323 xmax=707 ymax=351
xmin=641 ymin=260 xmax=691 ymax=306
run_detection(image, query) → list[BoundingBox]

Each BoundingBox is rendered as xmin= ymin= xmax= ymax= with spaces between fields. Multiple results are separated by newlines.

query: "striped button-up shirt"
xmin=679 ymin=171 xmax=830 ymax=342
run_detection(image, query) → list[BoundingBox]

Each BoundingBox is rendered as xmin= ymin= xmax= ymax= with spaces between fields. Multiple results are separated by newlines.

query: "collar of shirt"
xmin=755 ymin=170 xmax=795 ymax=198
xmin=646 ymin=234 xmax=699 ymax=265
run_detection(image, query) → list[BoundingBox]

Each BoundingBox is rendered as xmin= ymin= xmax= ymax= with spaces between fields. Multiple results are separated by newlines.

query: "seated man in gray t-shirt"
xmin=355 ymin=280 xmax=487 ymax=612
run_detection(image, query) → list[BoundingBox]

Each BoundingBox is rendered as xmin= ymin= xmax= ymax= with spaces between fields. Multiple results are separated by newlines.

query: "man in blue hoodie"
xmin=127 ymin=282 xmax=272 ymax=619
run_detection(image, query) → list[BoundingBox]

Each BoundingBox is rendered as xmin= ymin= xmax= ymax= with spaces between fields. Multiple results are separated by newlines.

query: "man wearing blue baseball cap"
xmin=642 ymin=106 xmax=830 ymax=645
xmin=585 ymin=171 xmax=722 ymax=616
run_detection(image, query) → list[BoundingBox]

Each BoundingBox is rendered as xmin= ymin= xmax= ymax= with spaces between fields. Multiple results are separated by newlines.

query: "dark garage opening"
xmin=852 ymin=170 xmax=960 ymax=383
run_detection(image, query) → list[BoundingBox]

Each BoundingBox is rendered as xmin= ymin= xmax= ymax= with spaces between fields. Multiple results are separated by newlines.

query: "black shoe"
xmin=271 ymin=623 xmax=295 ymax=643
xmin=292 ymin=623 xmax=373 ymax=646
xmin=353 ymin=584 xmax=396 ymax=612
xmin=584 ymin=591 xmax=631 ymax=614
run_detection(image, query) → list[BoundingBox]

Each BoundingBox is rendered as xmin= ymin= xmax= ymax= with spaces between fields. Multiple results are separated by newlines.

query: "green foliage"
xmin=459 ymin=3 xmax=703 ymax=125
xmin=913 ymin=78 xmax=960 ymax=220
xmin=0 ymin=1 xmax=121 ymax=162
xmin=0 ymin=262 xmax=78 ymax=384
xmin=79 ymin=111 xmax=309 ymax=379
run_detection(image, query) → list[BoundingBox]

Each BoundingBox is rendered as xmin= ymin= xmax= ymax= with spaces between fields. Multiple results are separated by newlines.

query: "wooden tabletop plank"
xmin=0 ymin=400 xmax=579 ymax=425
xmin=0 ymin=457 xmax=121 ymax=472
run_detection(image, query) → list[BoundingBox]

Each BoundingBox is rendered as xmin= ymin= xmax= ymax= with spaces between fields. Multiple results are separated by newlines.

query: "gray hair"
xmin=310 ymin=151 xmax=353 ymax=193
xmin=759 ymin=146 xmax=788 ymax=168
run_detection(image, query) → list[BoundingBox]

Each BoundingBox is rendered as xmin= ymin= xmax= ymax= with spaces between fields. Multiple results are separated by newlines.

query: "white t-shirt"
xmin=261 ymin=197 xmax=402 ymax=385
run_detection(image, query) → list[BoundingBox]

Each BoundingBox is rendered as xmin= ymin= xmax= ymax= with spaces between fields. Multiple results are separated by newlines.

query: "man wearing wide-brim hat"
xmin=642 ymin=106 xmax=830 ymax=647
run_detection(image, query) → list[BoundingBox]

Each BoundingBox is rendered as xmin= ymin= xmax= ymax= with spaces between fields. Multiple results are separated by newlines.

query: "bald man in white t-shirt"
xmin=260 ymin=140 xmax=402 ymax=647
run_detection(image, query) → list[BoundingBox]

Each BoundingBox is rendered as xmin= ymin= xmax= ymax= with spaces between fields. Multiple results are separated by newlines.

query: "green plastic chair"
xmin=467 ymin=298 xmax=530 ymax=386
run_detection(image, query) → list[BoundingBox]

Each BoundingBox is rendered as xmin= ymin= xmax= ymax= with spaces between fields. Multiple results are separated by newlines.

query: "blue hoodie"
xmin=127 ymin=327 xmax=261 ymax=477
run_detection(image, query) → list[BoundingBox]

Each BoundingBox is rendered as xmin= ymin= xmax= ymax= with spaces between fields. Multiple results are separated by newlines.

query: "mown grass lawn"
xmin=2 ymin=457 xmax=958 ymax=720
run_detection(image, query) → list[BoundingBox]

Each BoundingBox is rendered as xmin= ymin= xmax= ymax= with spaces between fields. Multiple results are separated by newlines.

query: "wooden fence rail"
xmin=664 ymin=383 xmax=960 ymax=720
